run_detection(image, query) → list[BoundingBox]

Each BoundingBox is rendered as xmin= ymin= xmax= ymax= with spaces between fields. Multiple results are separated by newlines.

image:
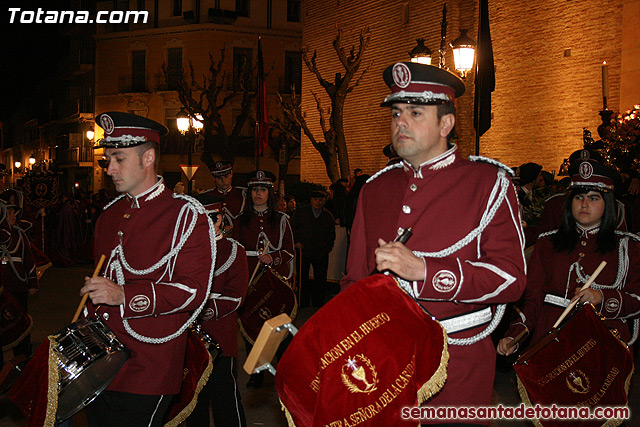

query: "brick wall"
xmin=301 ymin=0 xmax=632 ymax=185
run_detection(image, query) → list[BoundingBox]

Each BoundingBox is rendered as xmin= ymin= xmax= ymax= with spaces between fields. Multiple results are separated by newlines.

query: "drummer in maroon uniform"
xmin=0 ymin=192 xmax=38 ymax=360
xmin=80 ymin=112 xmax=215 ymax=427
xmin=188 ymin=193 xmax=248 ymax=427
xmin=341 ymin=62 xmax=526 ymax=425
xmin=234 ymin=170 xmax=294 ymax=388
xmin=498 ymin=159 xmax=640 ymax=355
xmin=207 ymin=160 xmax=247 ymax=236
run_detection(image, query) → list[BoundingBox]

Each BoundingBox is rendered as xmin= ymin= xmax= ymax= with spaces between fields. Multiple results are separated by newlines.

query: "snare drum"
xmin=54 ymin=317 xmax=129 ymax=422
xmin=239 ymin=266 xmax=297 ymax=344
xmin=514 ymin=304 xmax=633 ymax=427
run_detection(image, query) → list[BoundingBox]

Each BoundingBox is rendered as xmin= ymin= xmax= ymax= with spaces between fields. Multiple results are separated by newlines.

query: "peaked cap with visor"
xmin=381 ymin=62 xmax=465 ymax=107
xmin=95 ymin=111 xmax=168 ymax=148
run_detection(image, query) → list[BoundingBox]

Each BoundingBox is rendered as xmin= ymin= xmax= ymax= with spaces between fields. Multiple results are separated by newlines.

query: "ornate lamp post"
xmin=408 ymin=4 xmax=475 ymax=78
xmin=177 ymin=108 xmax=204 ymax=194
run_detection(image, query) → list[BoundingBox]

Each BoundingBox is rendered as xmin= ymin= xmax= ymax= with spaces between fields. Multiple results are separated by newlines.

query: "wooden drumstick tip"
xmin=552 ymin=260 xmax=607 ymax=329
xmin=71 ymin=254 xmax=107 ymax=323
xmin=506 ymin=328 xmax=528 ymax=350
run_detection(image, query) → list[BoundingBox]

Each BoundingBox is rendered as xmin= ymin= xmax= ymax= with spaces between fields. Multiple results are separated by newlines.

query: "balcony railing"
xmin=57 ymin=146 xmax=93 ymax=165
xmin=155 ymin=72 xmax=182 ymax=92
xmin=118 ymin=74 xmax=149 ymax=93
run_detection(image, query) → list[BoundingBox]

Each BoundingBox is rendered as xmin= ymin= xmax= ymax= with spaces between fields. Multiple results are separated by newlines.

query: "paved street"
xmin=2 ymin=264 xmax=639 ymax=426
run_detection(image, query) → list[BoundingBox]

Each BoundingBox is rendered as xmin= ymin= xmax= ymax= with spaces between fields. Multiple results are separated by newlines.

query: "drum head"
xmin=56 ymin=349 xmax=129 ymax=422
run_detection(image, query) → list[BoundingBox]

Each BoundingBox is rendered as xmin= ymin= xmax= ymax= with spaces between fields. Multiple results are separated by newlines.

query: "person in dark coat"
xmin=291 ymin=191 xmax=336 ymax=307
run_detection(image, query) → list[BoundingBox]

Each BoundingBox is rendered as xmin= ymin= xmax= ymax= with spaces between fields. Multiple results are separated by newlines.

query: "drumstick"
xmin=552 ymin=260 xmax=607 ymax=329
xmin=72 ymin=254 xmax=106 ymax=323
xmin=248 ymin=238 xmax=271 ymax=287
xmin=506 ymin=328 xmax=529 ymax=350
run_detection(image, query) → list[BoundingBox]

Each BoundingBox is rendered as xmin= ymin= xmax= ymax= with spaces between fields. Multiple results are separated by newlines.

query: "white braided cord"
xmin=104 ymin=194 xmax=217 ymax=344
xmin=413 ymin=169 xmax=509 ymax=259
xmin=366 ymin=162 xmax=403 ymax=184
xmin=411 ymin=169 xmax=513 ymax=345
xmin=214 ymin=238 xmax=238 ymax=277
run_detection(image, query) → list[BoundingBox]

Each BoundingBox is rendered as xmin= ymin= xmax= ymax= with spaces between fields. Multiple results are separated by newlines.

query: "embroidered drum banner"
xmin=275 ymin=274 xmax=448 ymax=427
xmin=514 ymin=304 xmax=633 ymax=427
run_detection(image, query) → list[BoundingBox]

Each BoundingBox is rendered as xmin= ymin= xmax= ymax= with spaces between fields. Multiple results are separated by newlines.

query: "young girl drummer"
xmin=498 ymin=153 xmax=640 ymax=355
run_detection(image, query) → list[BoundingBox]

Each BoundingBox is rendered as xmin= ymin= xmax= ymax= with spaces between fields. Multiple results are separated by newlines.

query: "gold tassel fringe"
xmin=417 ymin=325 xmax=449 ymax=405
xmin=163 ymin=351 xmax=214 ymax=427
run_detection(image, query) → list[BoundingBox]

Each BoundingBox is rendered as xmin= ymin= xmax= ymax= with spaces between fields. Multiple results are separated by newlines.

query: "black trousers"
xmin=299 ymin=251 xmax=329 ymax=307
xmin=85 ymin=390 xmax=172 ymax=427
xmin=186 ymin=355 xmax=246 ymax=427
xmin=10 ymin=290 xmax=32 ymax=358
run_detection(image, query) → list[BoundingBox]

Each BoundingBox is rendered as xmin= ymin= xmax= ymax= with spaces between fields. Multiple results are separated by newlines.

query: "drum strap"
xmin=544 ymin=293 xmax=571 ymax=308
xmin=439 ymin=307 xmax=492 ymax=334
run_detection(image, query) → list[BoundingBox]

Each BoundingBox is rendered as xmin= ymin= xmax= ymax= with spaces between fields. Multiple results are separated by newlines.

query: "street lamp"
xmin=29 ymin=154 xmax=36 ymax=166
xmin=409 ymin=38 xmax=432 ymax=65
xmin=86 ymin=128 xmax=95 ymax=140
xmin=450 ymin=29 xmax=476 ymax=78
xmin=177 ymin=108 xmax=204 ymax=194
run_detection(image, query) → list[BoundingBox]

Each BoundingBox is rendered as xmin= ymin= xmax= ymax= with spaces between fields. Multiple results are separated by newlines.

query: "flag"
xmin=256 ymin=38 xmax=269 ymax=156
xmin=474 ymin=0 xmax=495 ymax=137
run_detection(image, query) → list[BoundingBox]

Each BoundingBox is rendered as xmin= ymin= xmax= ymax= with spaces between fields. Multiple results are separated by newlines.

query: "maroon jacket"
xmin=198 ymin=237 xmax=248 ymax=357
xmin=87 ymin=179 xmax=214 ymax=395
xmin=234 ymin=209 xmax=295 ymax=280
xmin=342 ymin=146 xmax=526 ymax=415
xmin=506 ymin=227 xmax=640 ymax=346
xmin=1 ymin=215 xmax=38 ymax=294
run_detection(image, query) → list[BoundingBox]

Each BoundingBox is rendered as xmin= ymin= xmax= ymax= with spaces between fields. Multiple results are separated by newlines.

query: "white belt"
xmin=439 ymin=307 xmax=493 ymax=334
xmin=544 ymin=294 xmax=570 ymax=308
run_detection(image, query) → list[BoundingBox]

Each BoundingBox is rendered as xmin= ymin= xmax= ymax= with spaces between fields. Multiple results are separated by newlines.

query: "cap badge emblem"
xmin=580 ymin=150 xmax=590 ymax=160
xmin=100 ymin=114 xmax=115 ymax=135
xmin=579 ymin=161 xmax=593 ymax=179
xmin=215 ymin=162 xmax=223 ymax=169
xmin=392 ymin=63 xmax=411 ymax=89
xmin=257 ymin=170 xmax=265 ymax=180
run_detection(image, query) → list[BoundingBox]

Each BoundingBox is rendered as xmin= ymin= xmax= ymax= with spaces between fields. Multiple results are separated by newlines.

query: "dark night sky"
xmin=0 ymin=2 xmax=67 ymax=120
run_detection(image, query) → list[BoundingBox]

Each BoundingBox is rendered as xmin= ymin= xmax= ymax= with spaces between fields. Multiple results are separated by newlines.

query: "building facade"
xmin=93 ymin=0 xmax=303 ymax=193
xmin=299 ymin=0 xmax=640 ymax=185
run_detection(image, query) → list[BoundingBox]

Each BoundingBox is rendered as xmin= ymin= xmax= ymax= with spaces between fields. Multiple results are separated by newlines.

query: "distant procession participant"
xmin=341 ymin=62 xmax=526 ymax=426
xmin=80 ymin=112 xmax=216 ymax=427
xmin=188 ymin=193 xmax=248 ymax=427
xmin=206 ymin=160 xmax=247 ymax=236
xmin=291 ymin=190 xmax=336 ymax=308
xmin=0 ymin=191 xmax=38 ymax=360
xmin=234 ymin=169 xmax=295 ymax=389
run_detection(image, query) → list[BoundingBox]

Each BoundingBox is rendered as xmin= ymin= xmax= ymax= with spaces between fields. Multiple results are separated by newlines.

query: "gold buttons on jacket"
xmin=123 ymin=213 xmax=131 ymax=219
xmin=410 ymin=184 xmax=418 ymax=192
xmin=581 ymin=240 xmax=587 ymax=246
xmin=402 ymin=205 xmax=411 ymax=214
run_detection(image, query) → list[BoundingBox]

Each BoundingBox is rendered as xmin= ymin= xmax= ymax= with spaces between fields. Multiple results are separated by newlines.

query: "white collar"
xmin=127 ymin=176 xmax=165 ymax=208
xmin=402 ymin=144 xmax=457 ymax=178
